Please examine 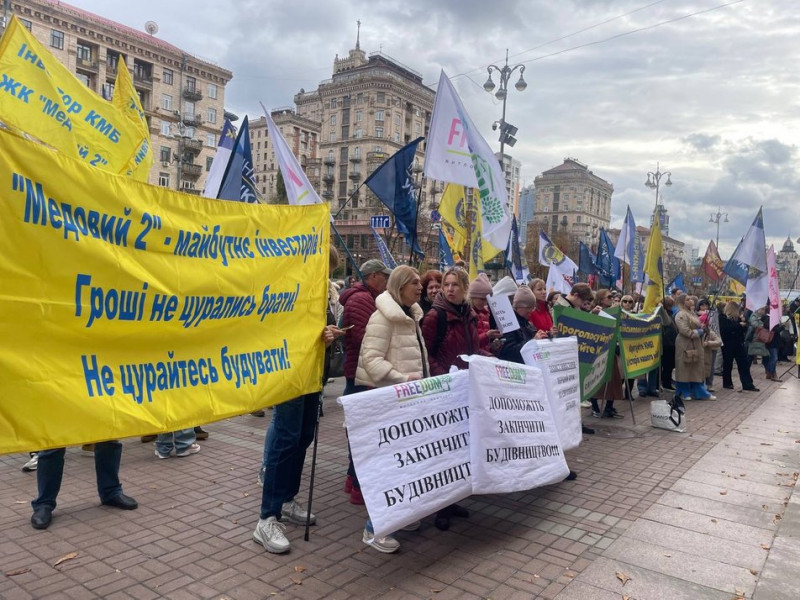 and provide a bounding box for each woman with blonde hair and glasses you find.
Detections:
[355,265,429,553]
